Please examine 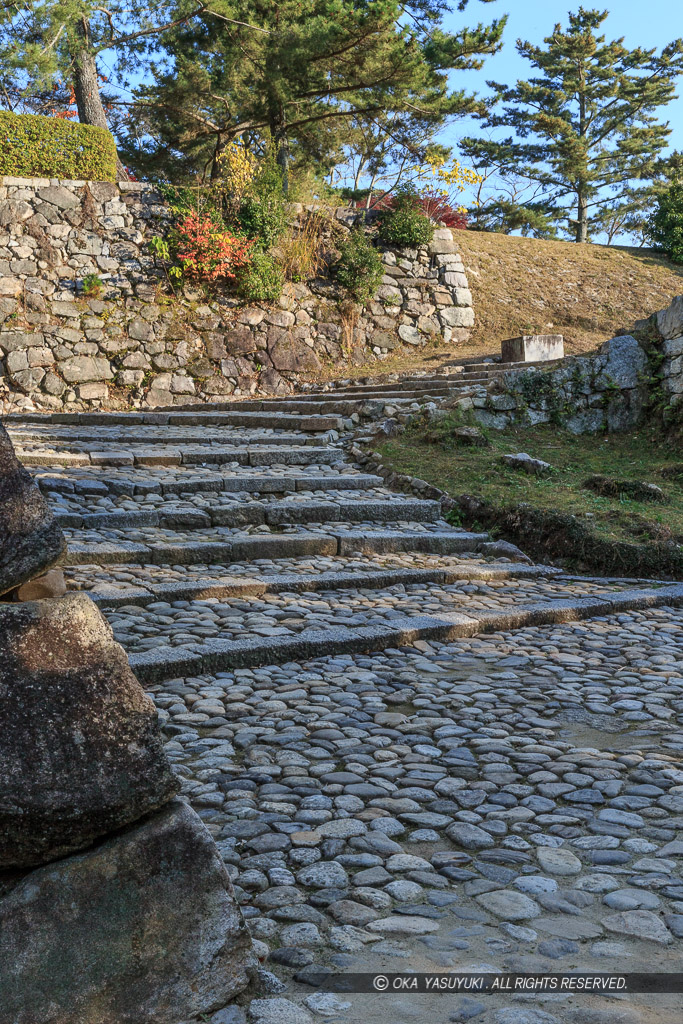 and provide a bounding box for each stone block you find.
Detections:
[12,367,45,390]
[6,349,28,372]
[268,335,321,372]
[428,239,460,255]
[117,369,145,386]
[663,335,683,358]
[501,334,564,363]
[225,326,259,356]
[0,277,23,296]
[76,381,109,400]
[501,452,553,476]
[0,591,178,868]
[42,371,66,396]
[598,334,647,389]
[121,350,150,369]
[237,307,265,326]
[37,185,81,210]
[398,324,422,346]
[657,294,683,340]
[27,346,54,367]
[441,271,469,288]
[0,421,65,596]
[128,318,155,342]
[0,800,255,1024]
[439,306,474,329]
[15,568,67,601]
[66,231,103,256]
[59,355,114,382]
[0,200,33,226]
[170,374,195,394]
